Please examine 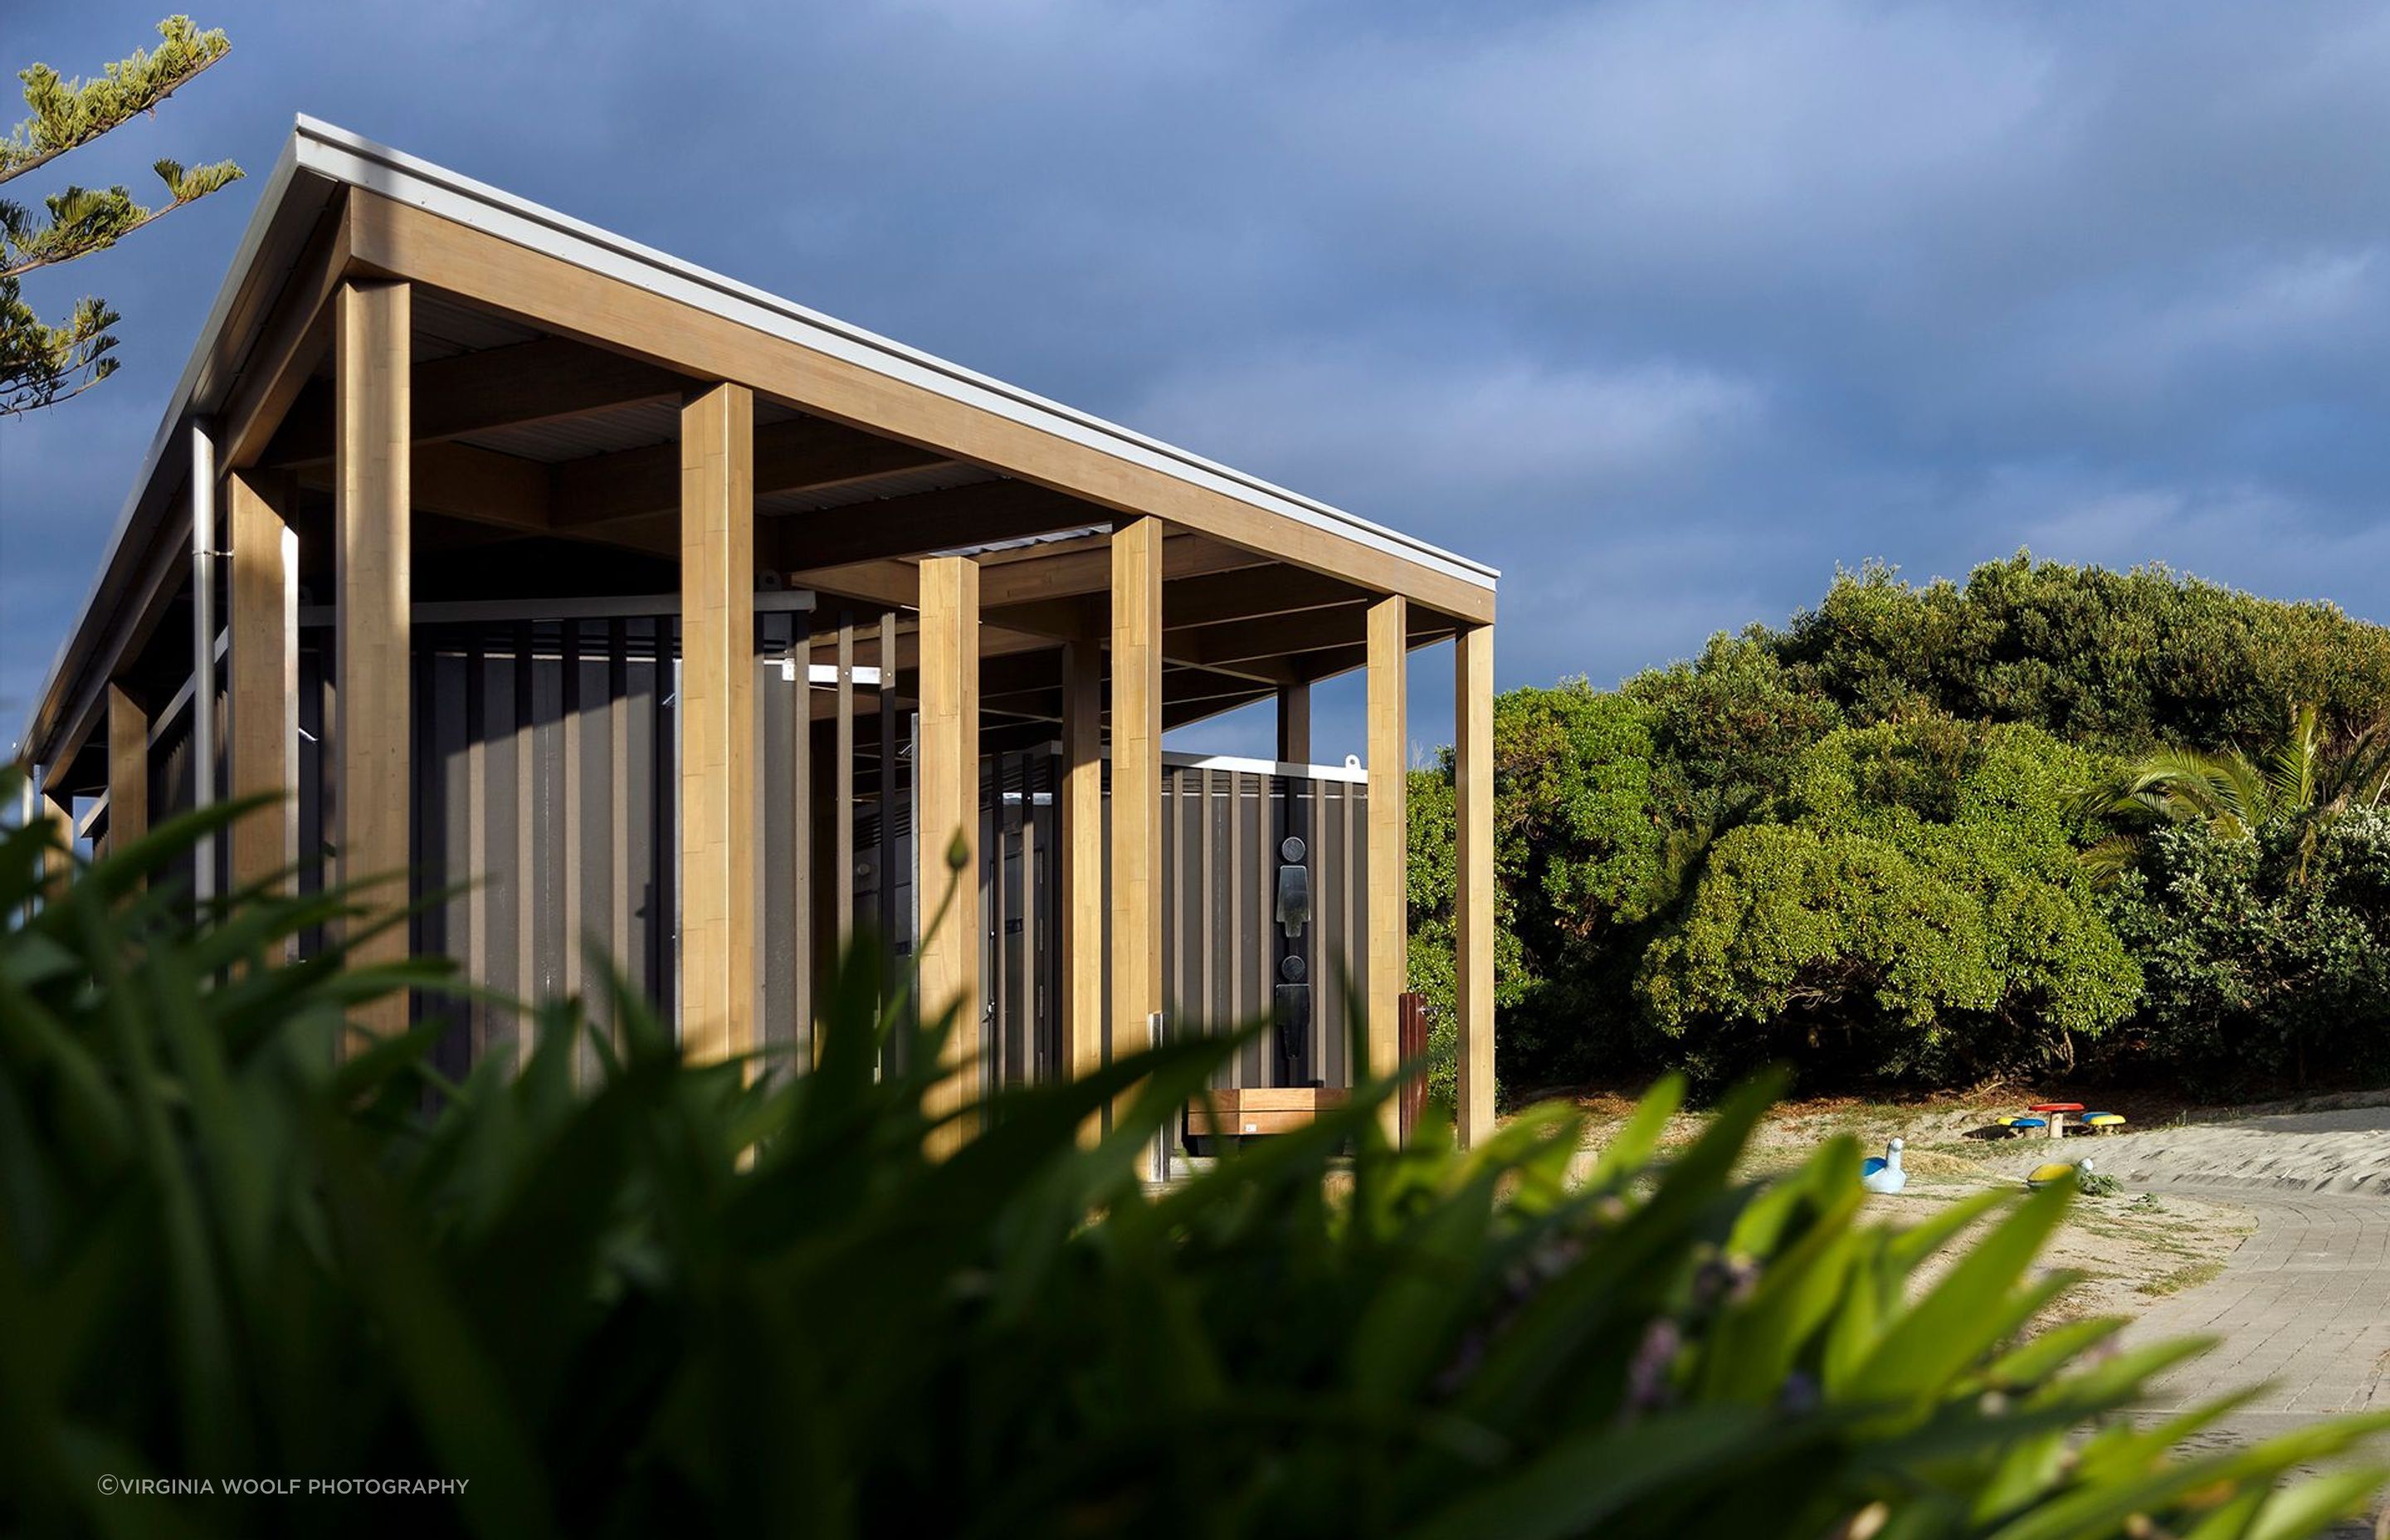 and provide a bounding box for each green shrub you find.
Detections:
[1637,720,2140,1089]
[3,793,2385,1538]
[2100,814,2390,1089]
